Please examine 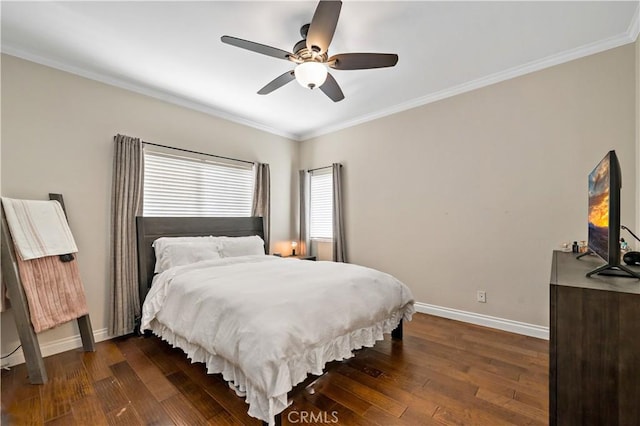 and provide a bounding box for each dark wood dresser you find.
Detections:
[550,250,640,426]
